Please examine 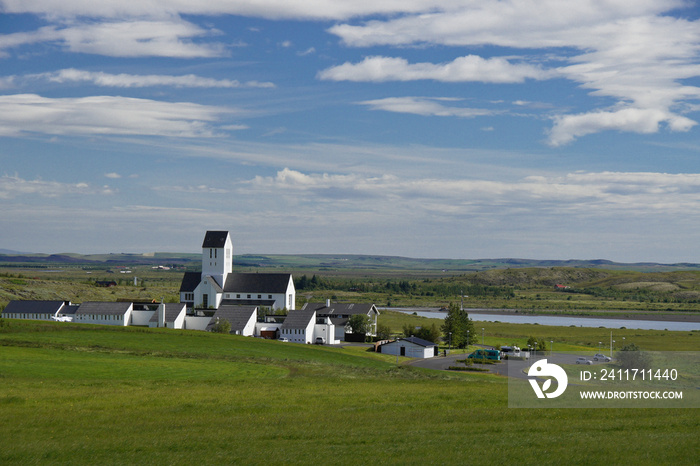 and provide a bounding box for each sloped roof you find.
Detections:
[280,308,316,330]
[76,302,132,315]
[302,302,378,317]
[223,272,292,294]
[148,303,187,323]
[202,231,229,248]
[3,300,66,315]
[381,336,437,348]
[179,272,201,293]
[206,305,257,332]
[203,275,223,292]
